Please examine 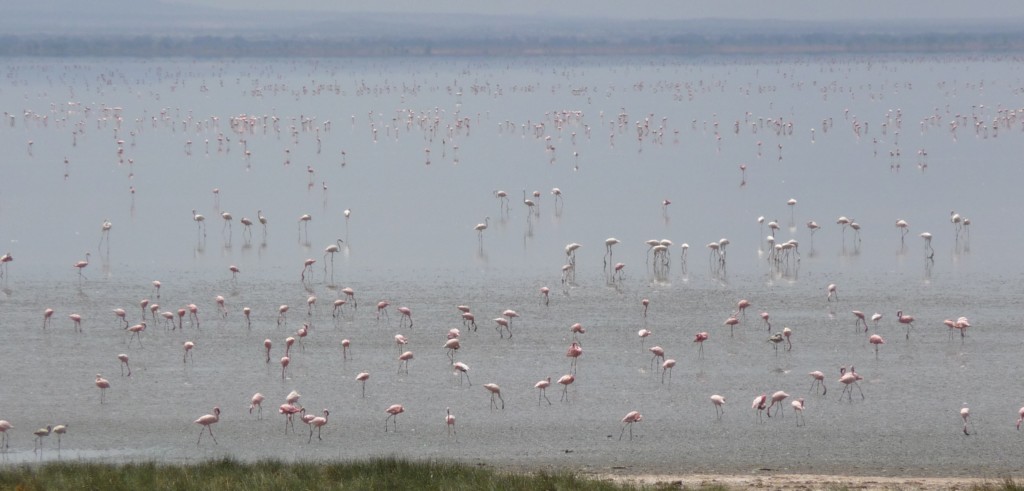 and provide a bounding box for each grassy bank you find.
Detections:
[0,458,1021,490]
[0,457,651,491]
